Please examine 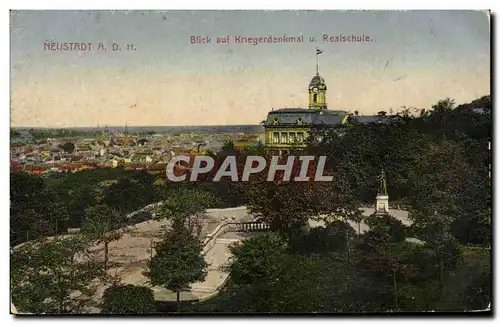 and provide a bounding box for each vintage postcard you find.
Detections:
[10,10,491,315]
